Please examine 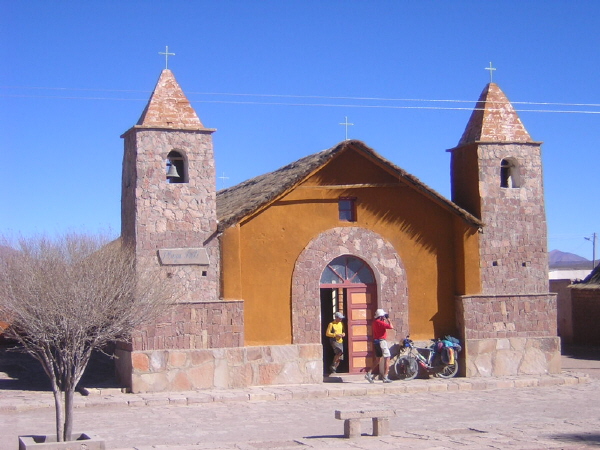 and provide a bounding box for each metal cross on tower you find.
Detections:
[485,62,496,83]
[339,116,354,141]
[159,46,176,69]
